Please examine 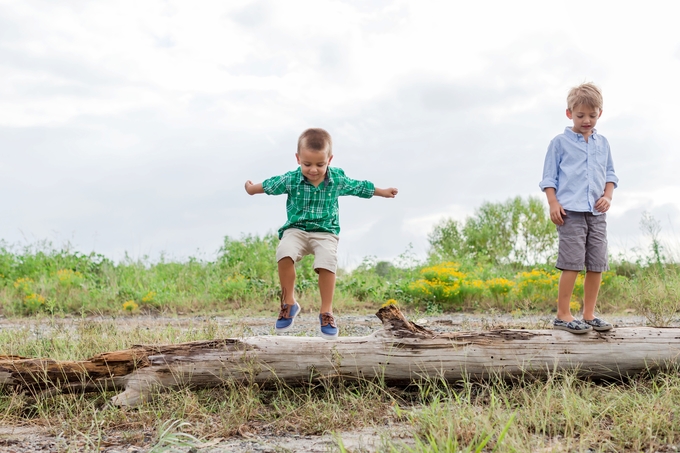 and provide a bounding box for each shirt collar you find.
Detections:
[564,126,599,142]
[295,167,333,186]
